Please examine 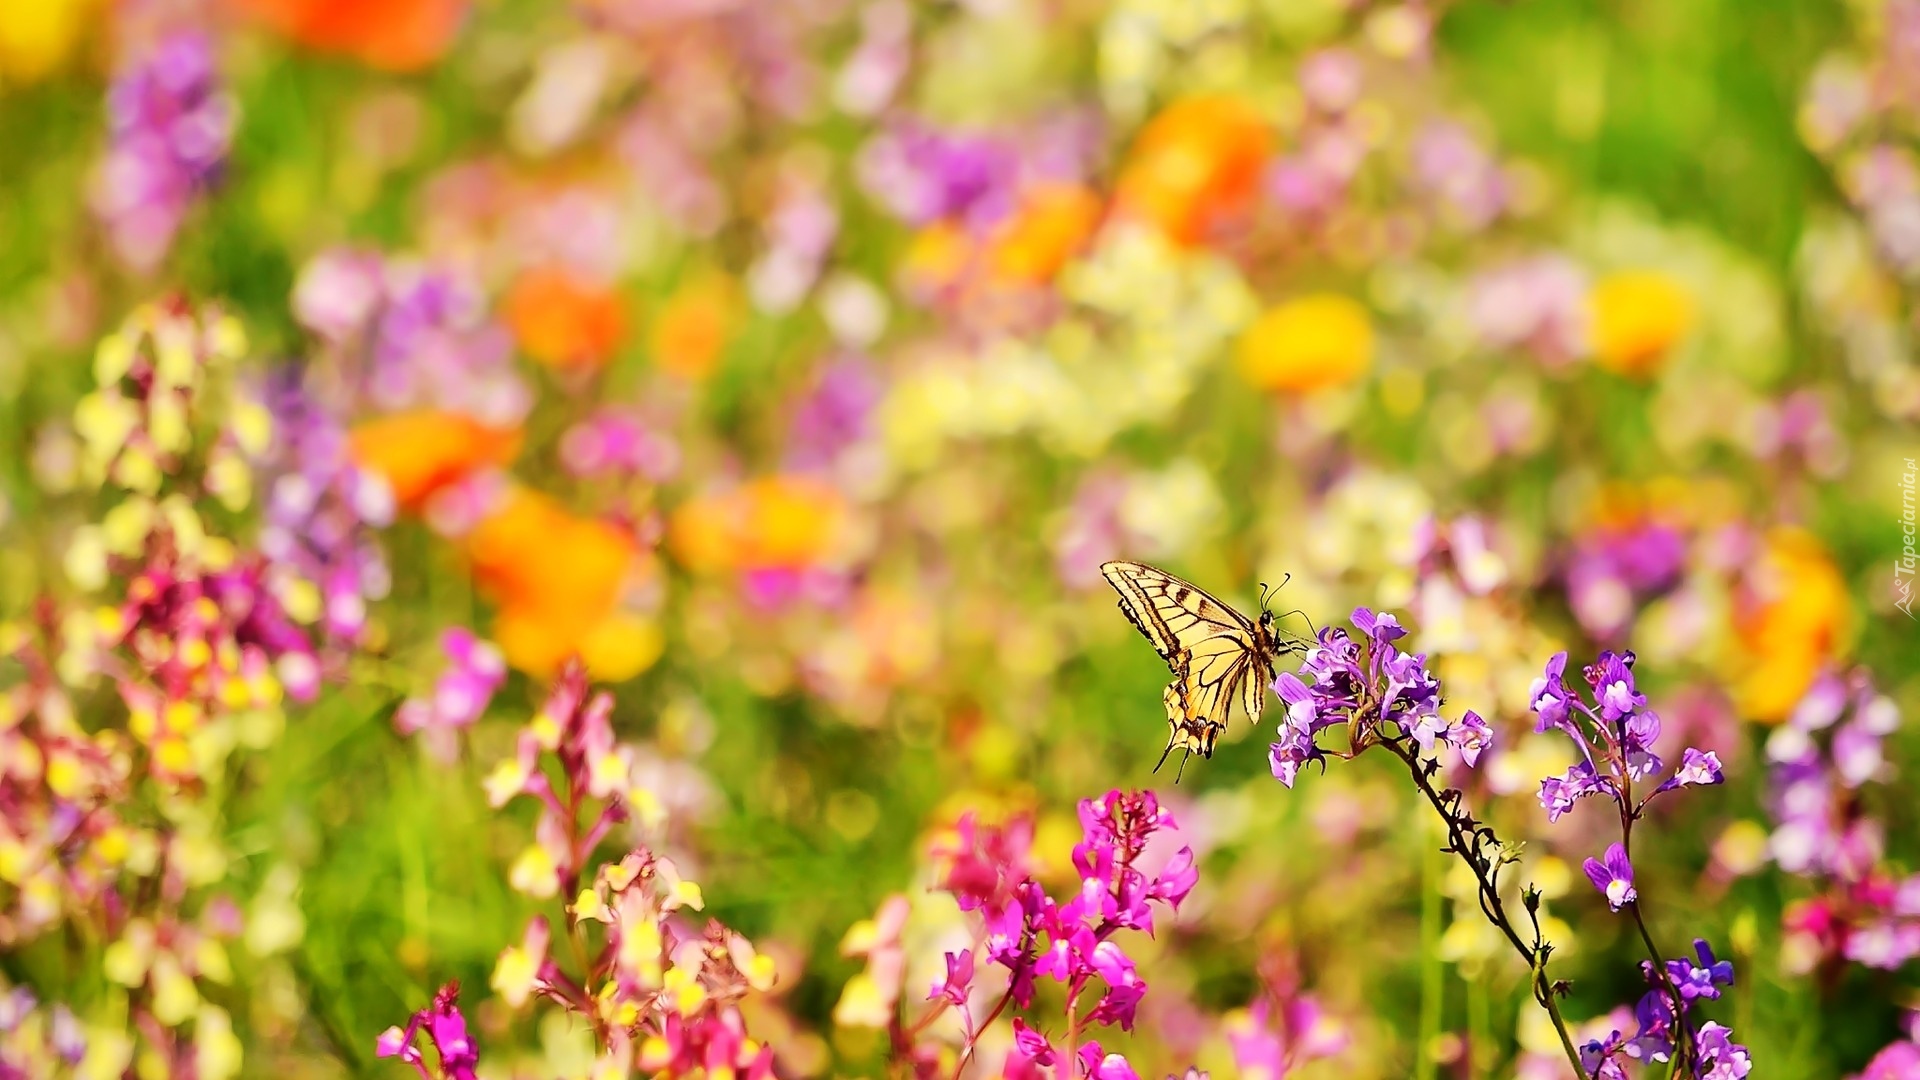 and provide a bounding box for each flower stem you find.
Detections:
[1417,816,1442,1080]
[1385,738,1589,1079]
